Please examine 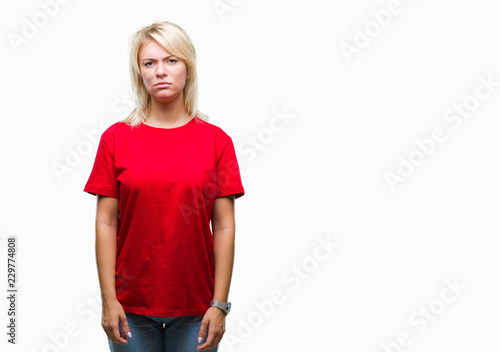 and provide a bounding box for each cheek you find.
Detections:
[175,65,188,79]
[176,70,188,85]
[141,74,152,88]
